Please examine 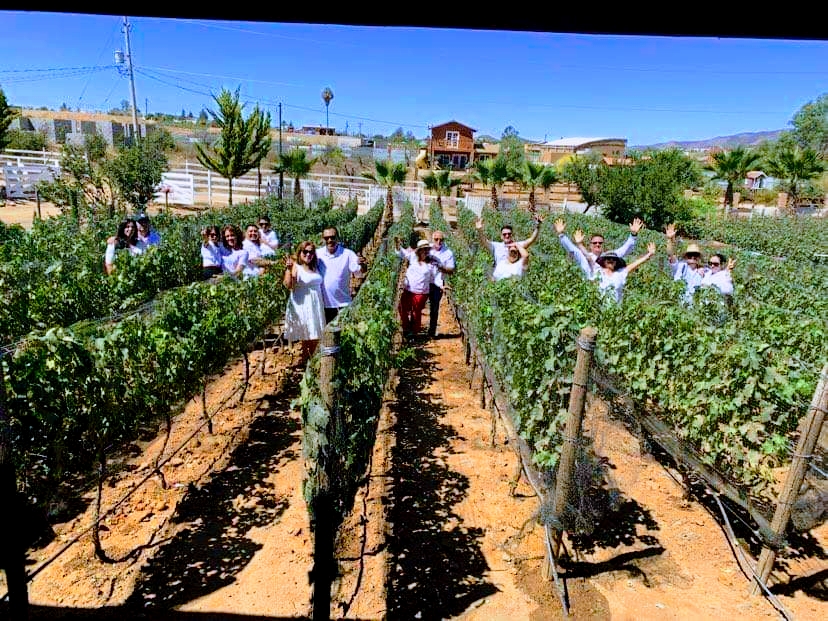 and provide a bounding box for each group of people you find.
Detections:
[103,213,162,275]
[469,213,736,308]
[555,217,735,305]
[395,230,456,340]
[200,215,281,280]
